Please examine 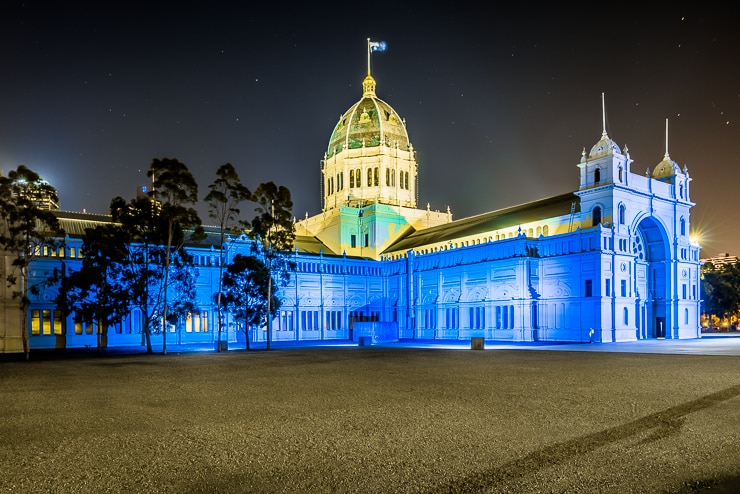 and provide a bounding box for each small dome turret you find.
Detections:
[589,132,622,158]
[652,119,681,180]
